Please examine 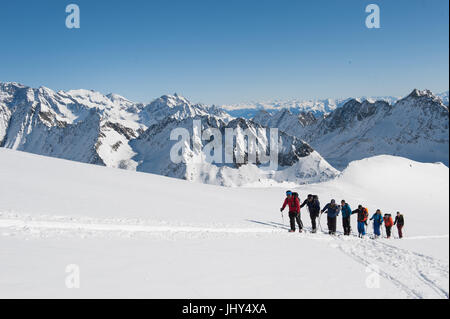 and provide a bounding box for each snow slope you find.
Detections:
[0,148,448,298]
